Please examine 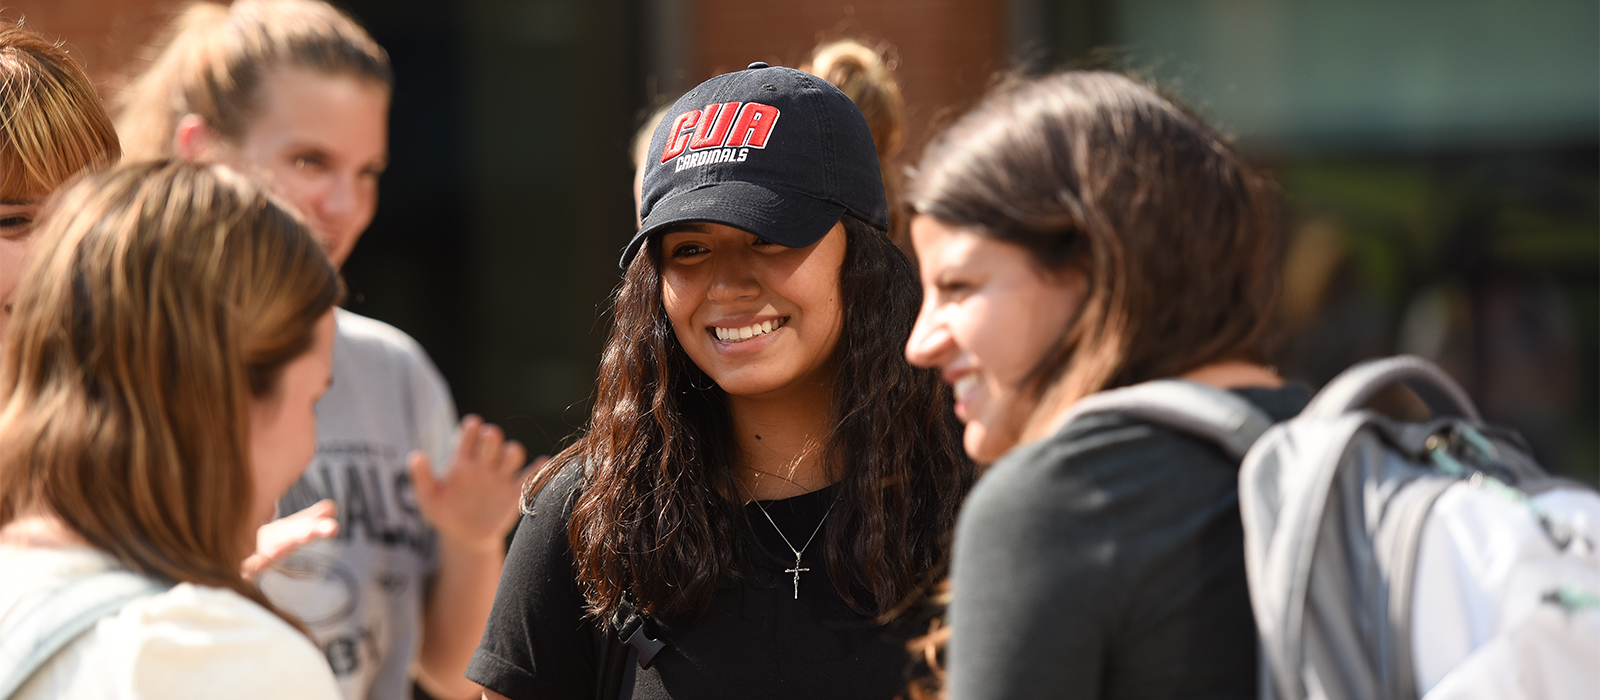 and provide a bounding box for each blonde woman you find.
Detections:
[0,160,342,699]
[116,3,527,698]
[0,20,120,332]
